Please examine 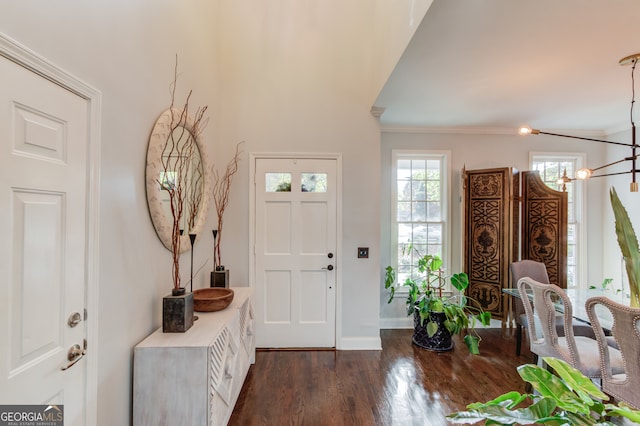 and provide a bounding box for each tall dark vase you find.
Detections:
[163,287,194,333]
[412,310,453,351]
[210,267,229,288]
